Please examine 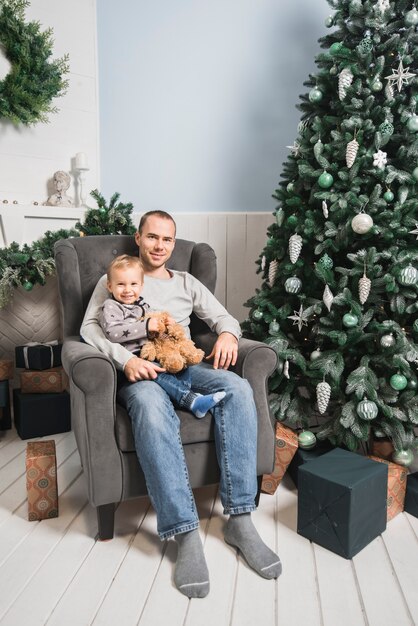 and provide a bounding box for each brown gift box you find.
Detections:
[369,455,407,521]
[369,438,394,461]
[0,359,13,381]
[26,440,58,521]
[262,423,298,495]
[20,367,68,394]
